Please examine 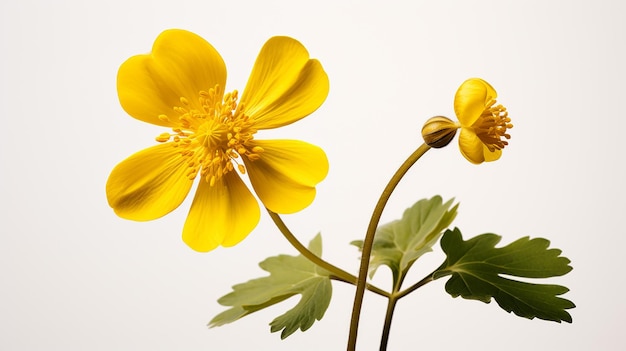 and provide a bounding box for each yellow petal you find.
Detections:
[458,128,485,164]
[239,37,329,129]
[454,78,497,127]
[182,172,260,252]
[106,143,194,221]
[117,29,227,127]
[483,147,502,162]
[244,139,328,213]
